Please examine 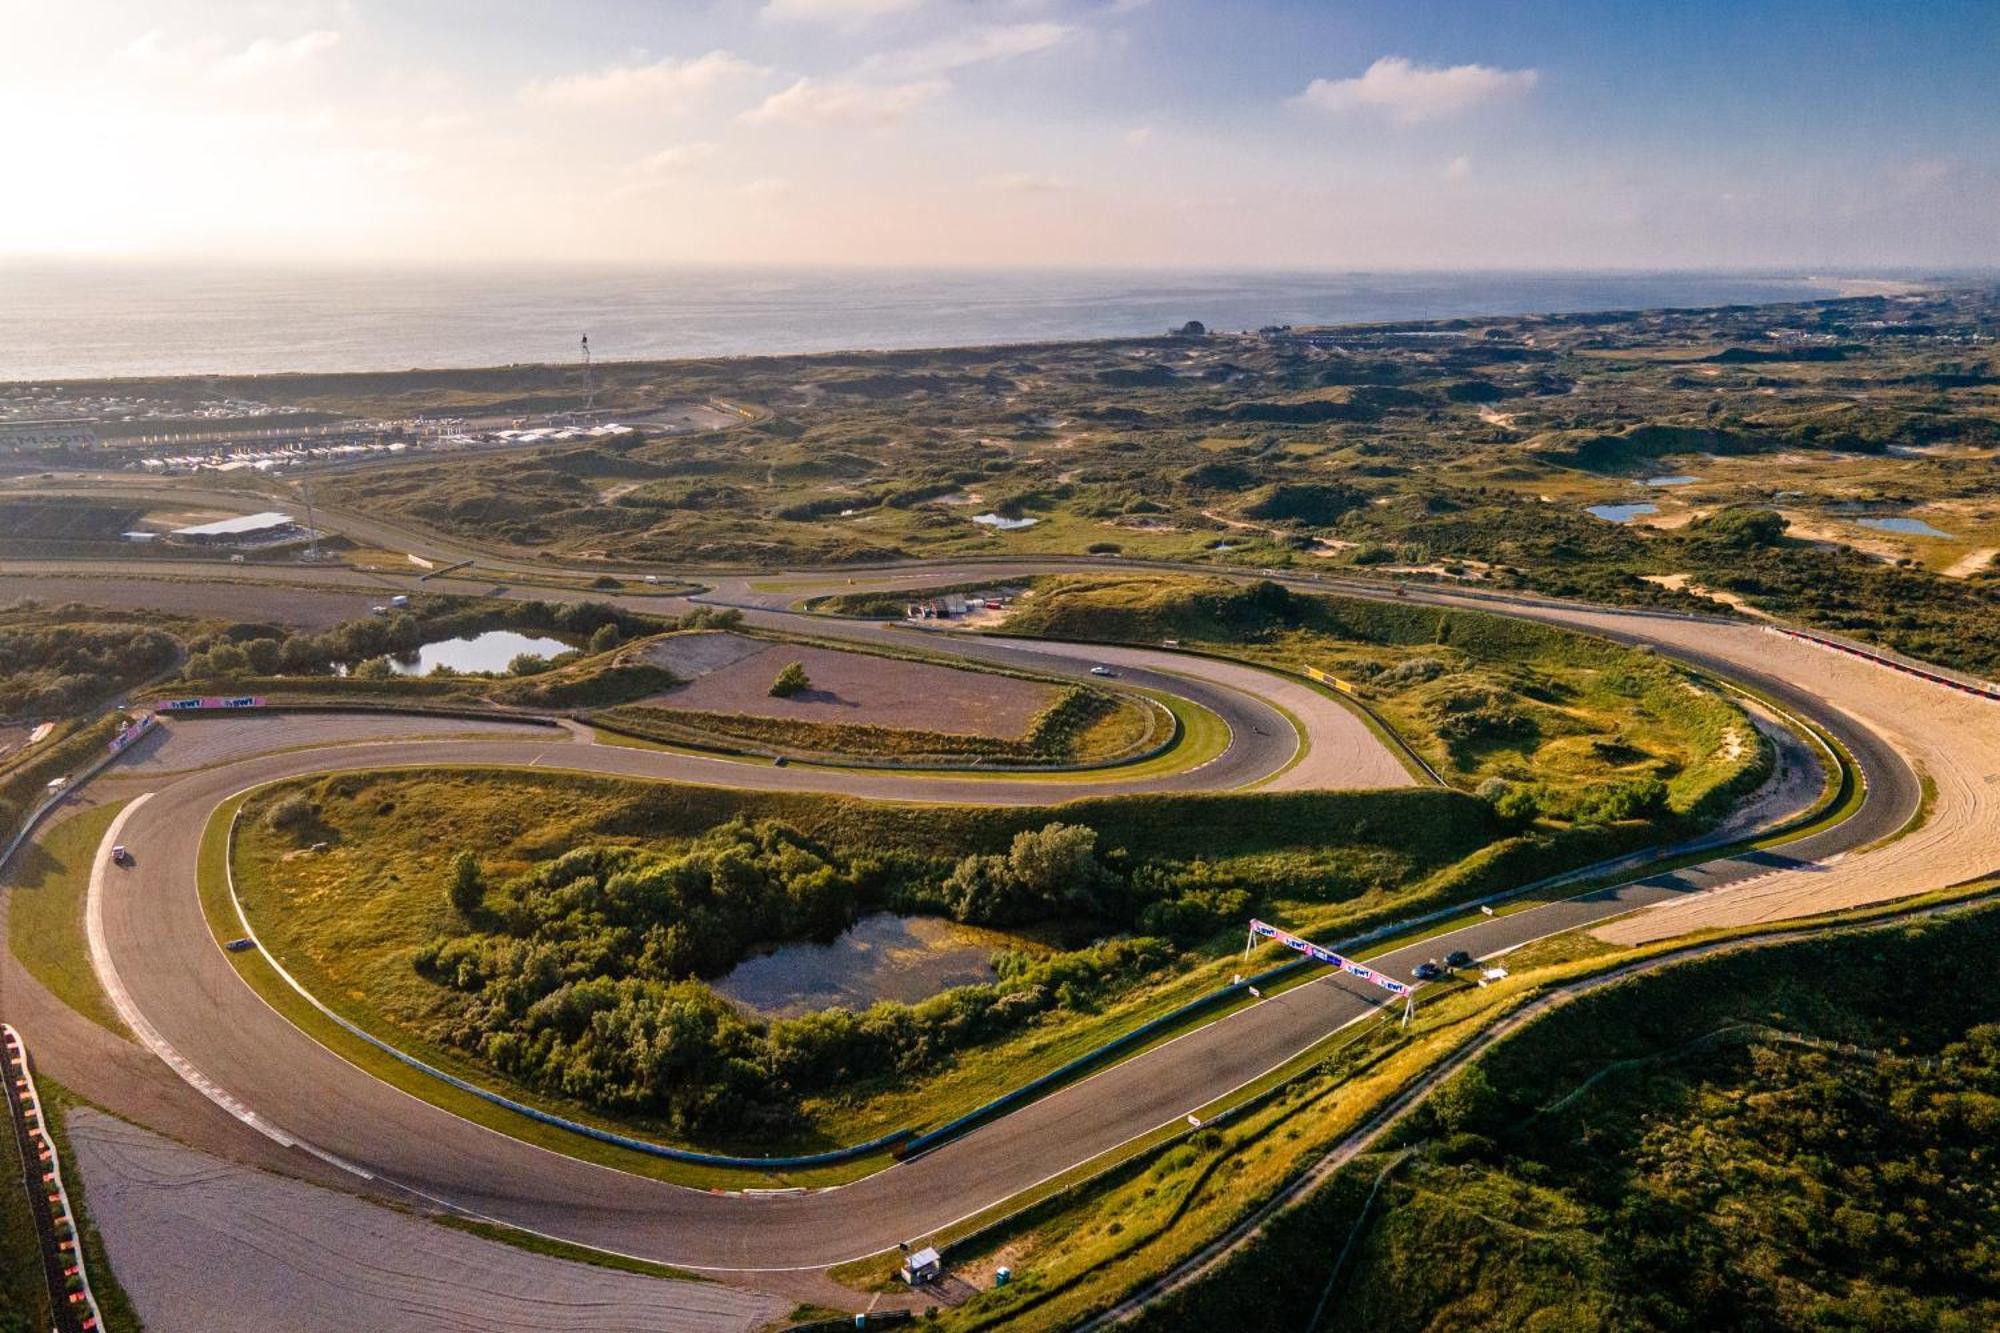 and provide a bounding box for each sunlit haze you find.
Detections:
[7,0,1996,269]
